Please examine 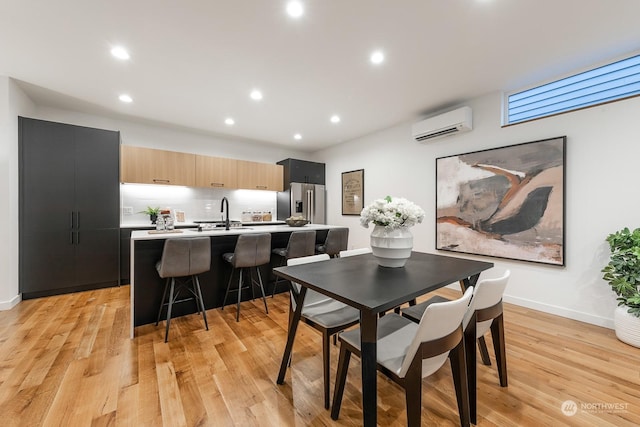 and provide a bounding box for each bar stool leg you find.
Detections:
[156,278,170,326]
[256,267,269,314]
[164,278,176,343]
[194,275,208,331]
[236,269,243,322]
[222,269,235,309]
